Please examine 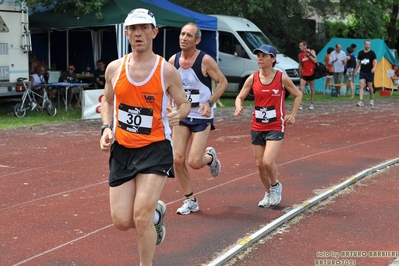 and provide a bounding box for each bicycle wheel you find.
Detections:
[13,102,27,118]
[46,101,57,116]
